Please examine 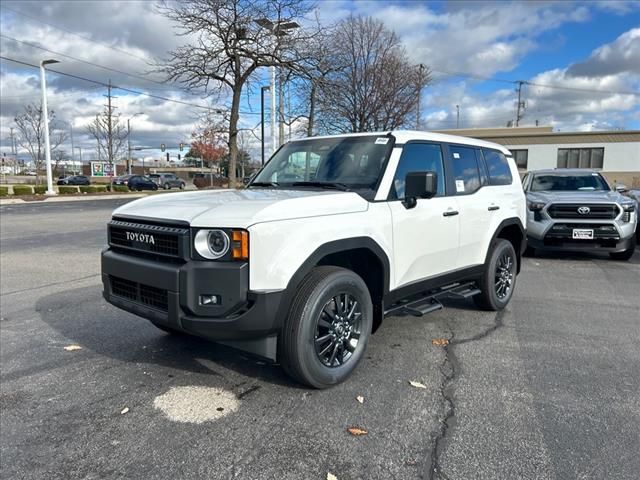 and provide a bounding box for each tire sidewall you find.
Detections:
[486,240,517,310]
[293,271,372,388]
